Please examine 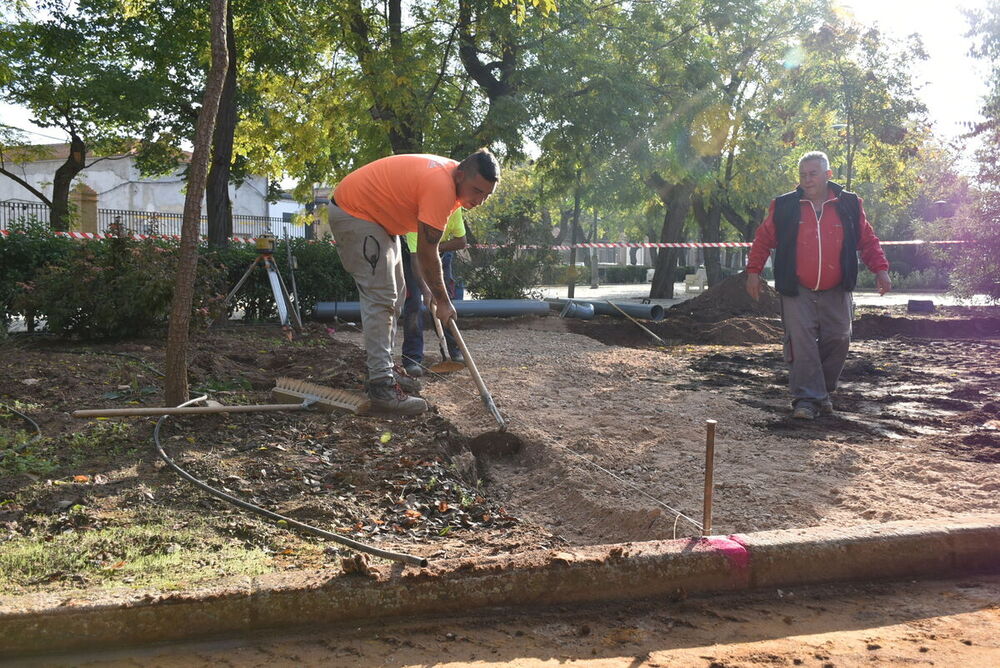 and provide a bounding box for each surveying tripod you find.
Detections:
[224,234,303,331]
